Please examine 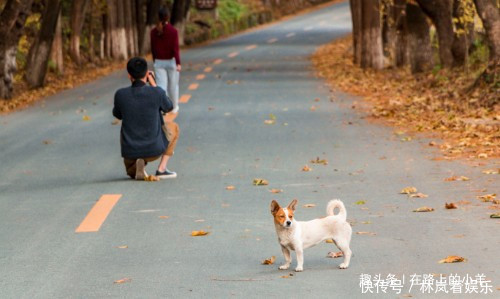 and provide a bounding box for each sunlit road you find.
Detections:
[1,1,498,298]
